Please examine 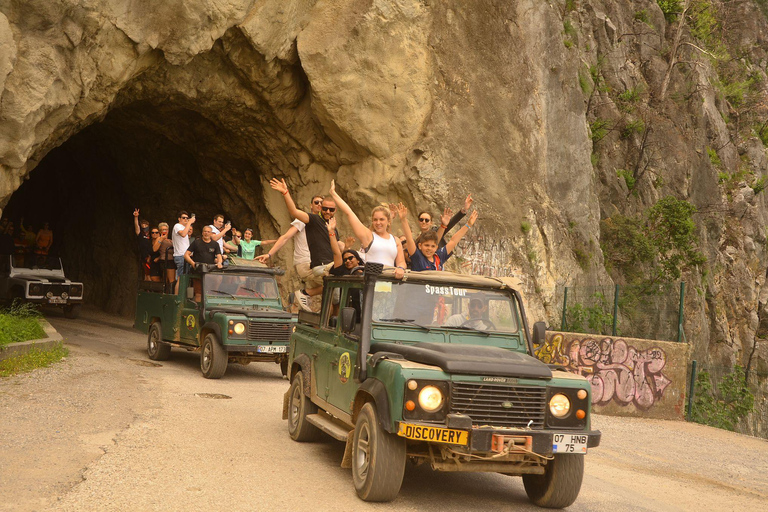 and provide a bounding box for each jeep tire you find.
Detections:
[147,322,171,361]
[352,402,406,502]
[200,333,227,379]
[522,454,584,509]
[63,304,81,319]
[287,371,320,442]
